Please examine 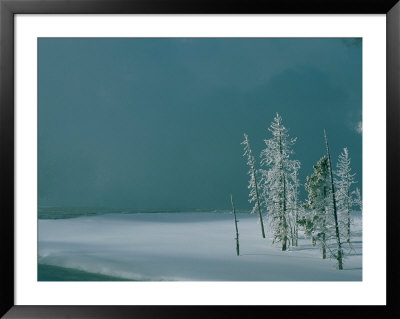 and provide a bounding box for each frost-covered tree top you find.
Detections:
[242,133,255,169]
[335,148,356,187]
[260,113,297,169]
